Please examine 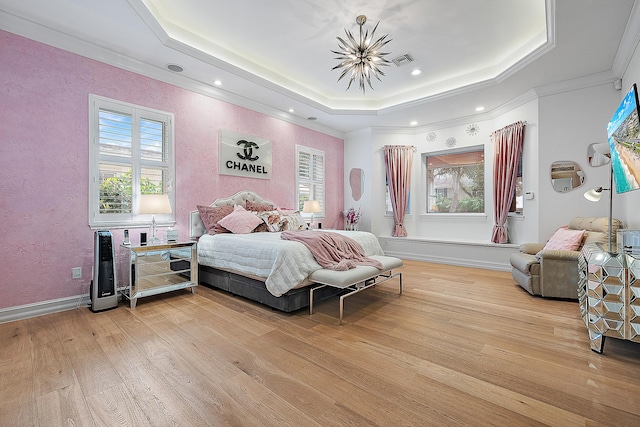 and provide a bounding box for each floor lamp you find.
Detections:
[583,163,614,252]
